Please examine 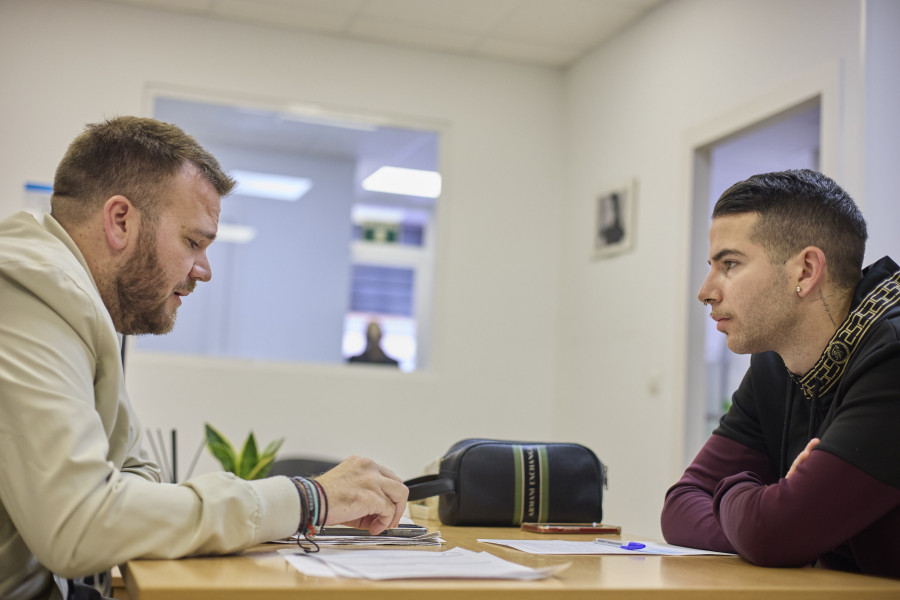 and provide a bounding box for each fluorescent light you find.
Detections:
[231,170,312,201]
[362,167,441,198]
[216,223,257,244]
[282,103,382,131]
[281,112,379,132]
